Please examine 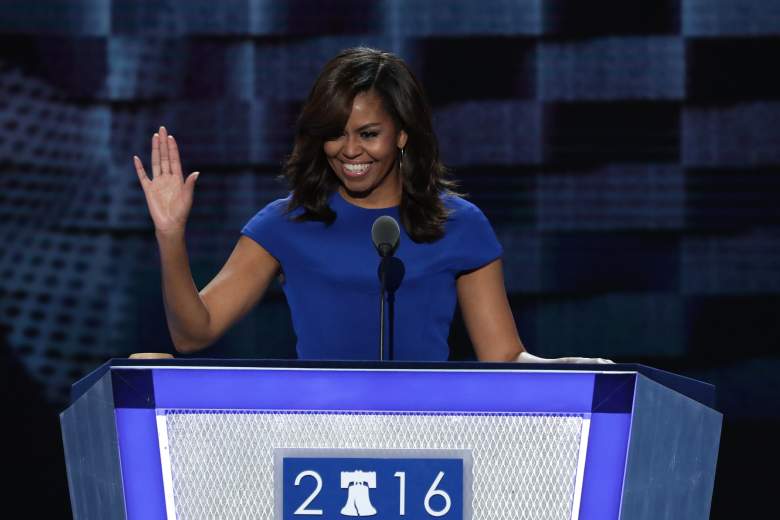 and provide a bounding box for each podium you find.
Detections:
[60,360,721,519]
